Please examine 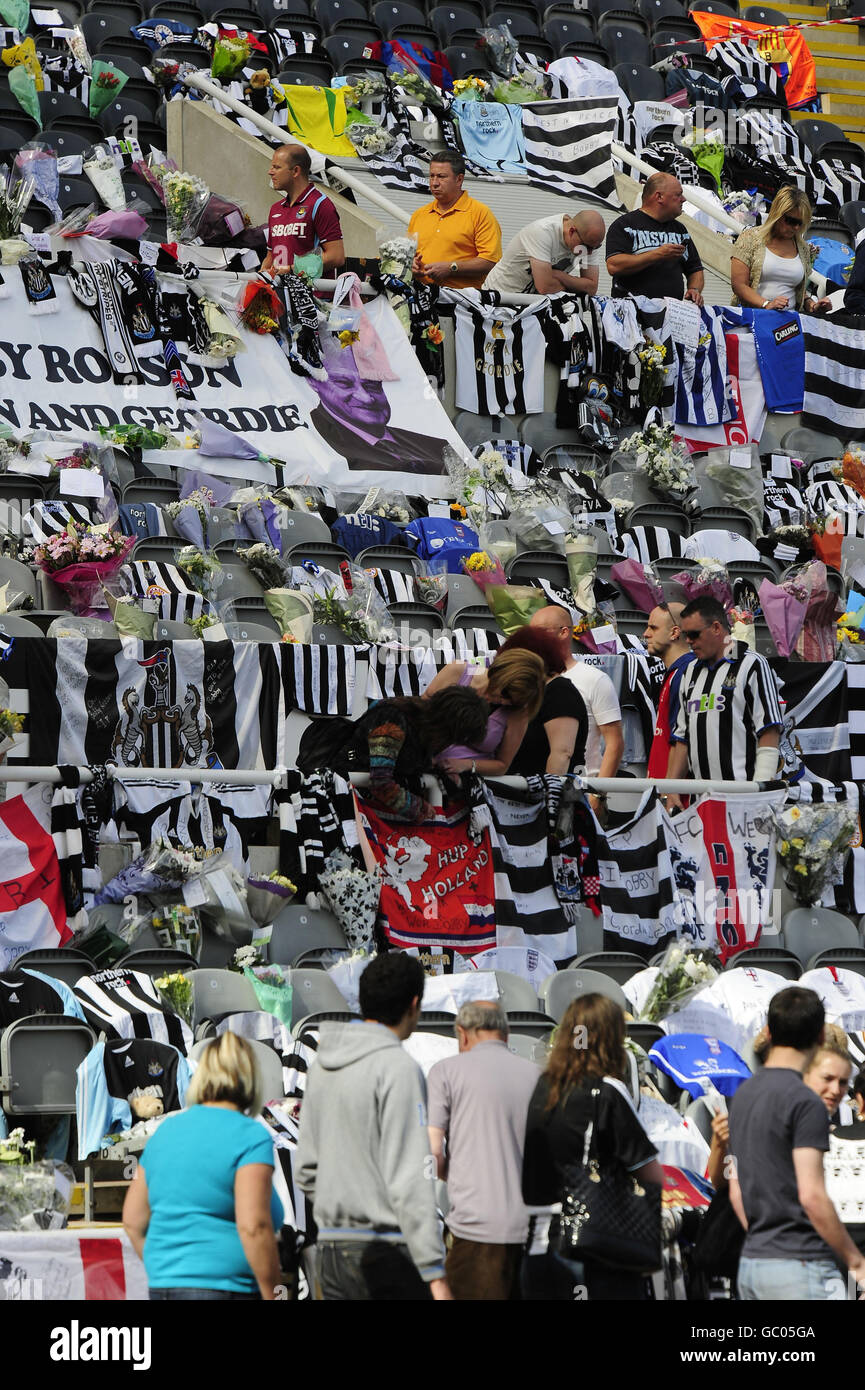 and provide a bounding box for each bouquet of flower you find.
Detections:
[609,557,664,614]
[245,871,297,927]
[373,495,413,525]
[30,524,134,615]
[242,962,293,1028]
[66,25,92,74]
[230,943,262,974]
[452,75,491,100]
[88,61,128,119]
[151,903,201,959]
[722,188,766,228]
[262,589,314,643]
[154,971,194,1025]
[638,940,719,1024]
[177,544,222,603]
[0,164,34,239]
[620,422,696,503]
[97,422,178,453]
[239,279,283,334]
[391,64,440,106]
[0,1156,76,1232]
[94,837,203,905]
[346,123,396,157]
[14,144,58,222]
[572,608,618,654]
[238,542,289,589]
[165,486,216,550]
[636,341,670,409]
[313,583,394,645]
[343,72,388,102]
[0,707,24,756]
[772,801,858,906]
[378,235,416,282]
[211,33,251,81]
[671,557,734,611]
[318,847,380,953]
[163,170,209,243]
[192,296,243,362]
[790,560,842,663]
[0,1127,36,1167]
[460,550,506,592]
[151,57,183,93]
[81,146,126,211]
